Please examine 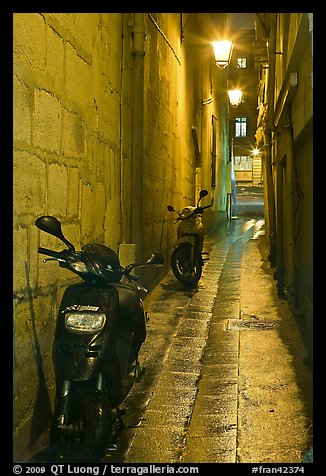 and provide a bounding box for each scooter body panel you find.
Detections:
[35,215,163,460]
[177,216,203,239]
[54,282,120,381]
[177,223,204,254]
[54,282,145,385]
